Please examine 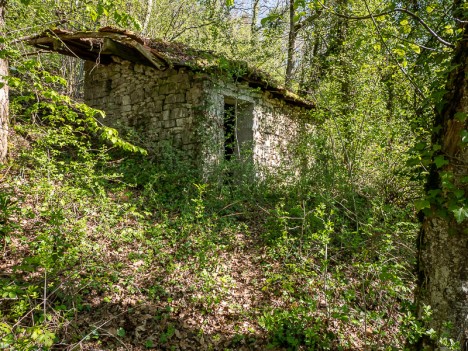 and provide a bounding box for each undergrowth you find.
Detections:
[1,63,421,350]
